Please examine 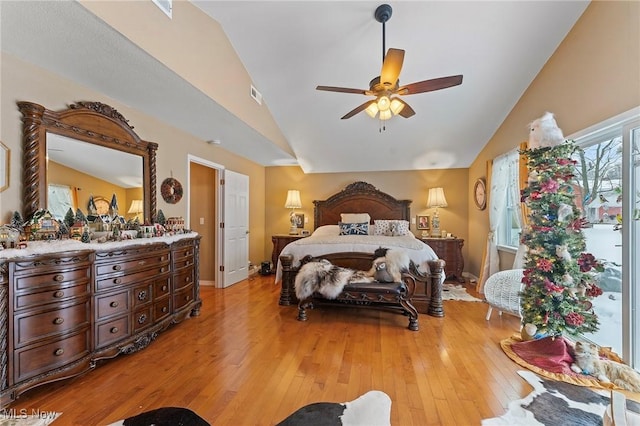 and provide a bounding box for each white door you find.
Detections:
[221,169,249,287]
